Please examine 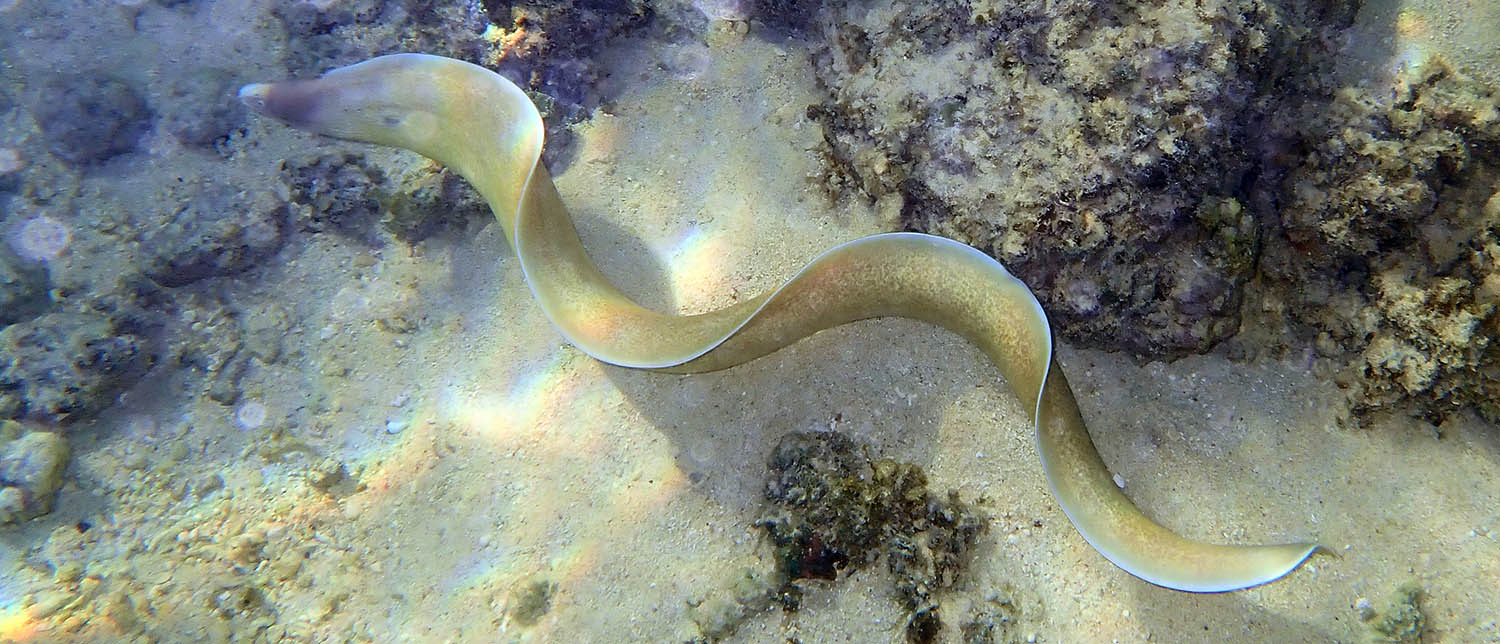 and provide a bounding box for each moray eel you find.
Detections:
[239,53,1317,592]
